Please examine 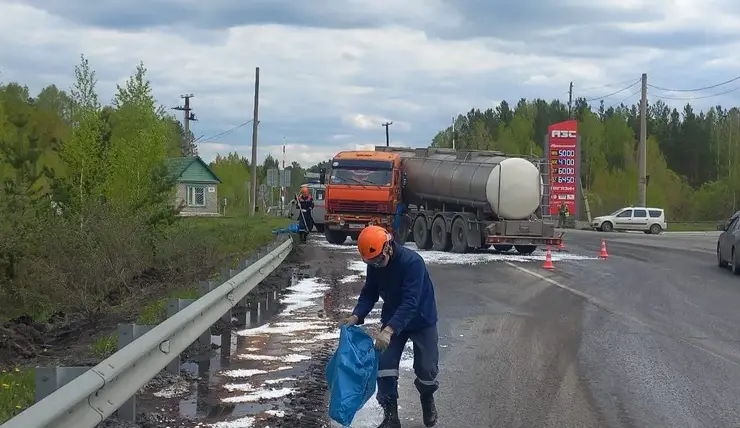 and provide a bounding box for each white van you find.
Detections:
[591,207,667,234]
